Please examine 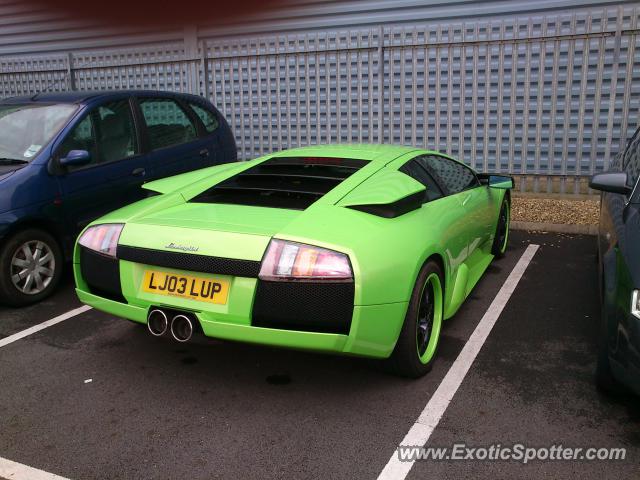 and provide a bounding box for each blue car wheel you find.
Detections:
[0,228,63,307]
